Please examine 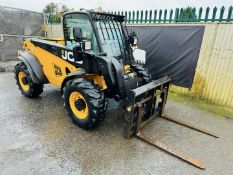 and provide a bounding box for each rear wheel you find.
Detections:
[63,78,107,130]
[14,62,43,98]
